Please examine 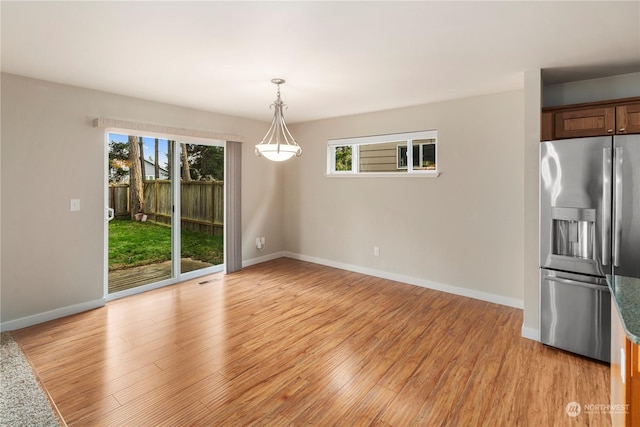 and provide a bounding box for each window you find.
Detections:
[334,146,353,172]
[327,130,438,177]
[397,139,436,170]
